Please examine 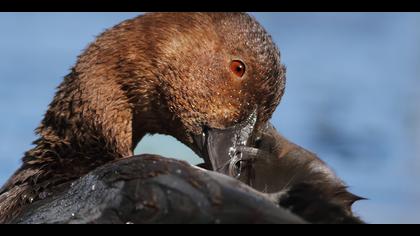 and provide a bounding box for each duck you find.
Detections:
[0,12,286,223]
[0,12,363,224]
